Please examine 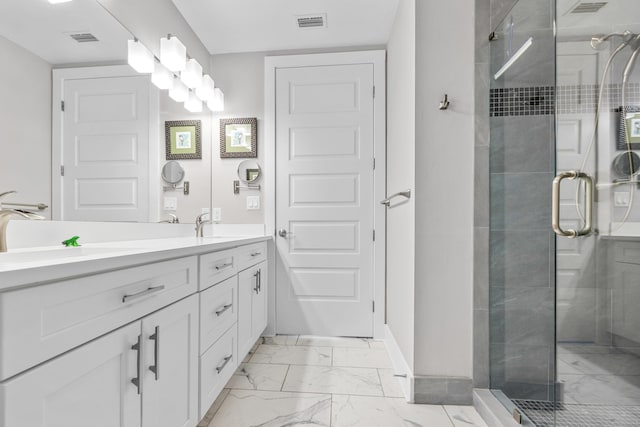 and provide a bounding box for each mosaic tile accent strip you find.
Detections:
[512,399,640,427]
[490,83,640,117]
[490,86,555,117]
